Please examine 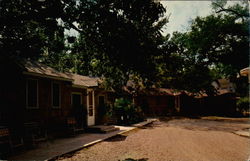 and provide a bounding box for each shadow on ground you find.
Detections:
[105,134,127,142]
